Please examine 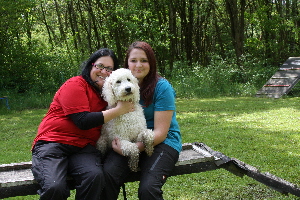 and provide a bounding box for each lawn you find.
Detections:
[1,97,299,199]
